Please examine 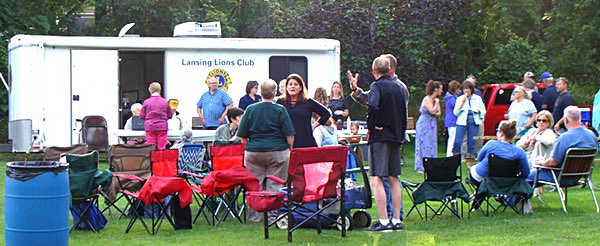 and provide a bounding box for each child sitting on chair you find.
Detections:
[140,82,173,150]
